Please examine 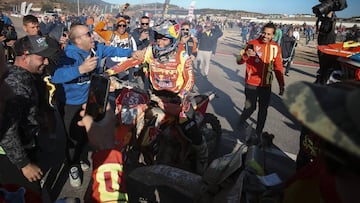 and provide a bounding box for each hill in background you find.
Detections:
[1,0,258,18]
